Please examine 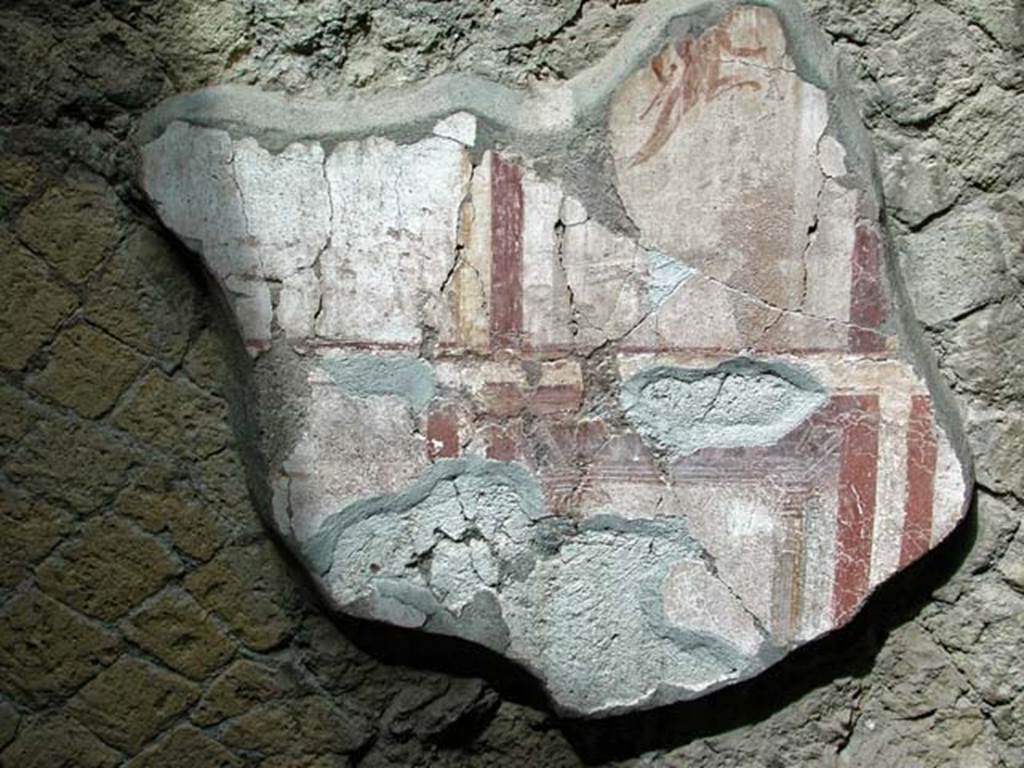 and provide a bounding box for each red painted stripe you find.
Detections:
[832,394,880,626]
[899,395,938,567]
[490,154,524,350]
[426,406,459,460]
[848,223,887,354]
